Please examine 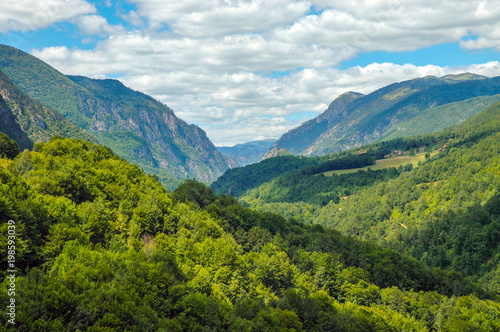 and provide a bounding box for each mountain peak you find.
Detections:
[441,73,487,81]
[327,91,365,109]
